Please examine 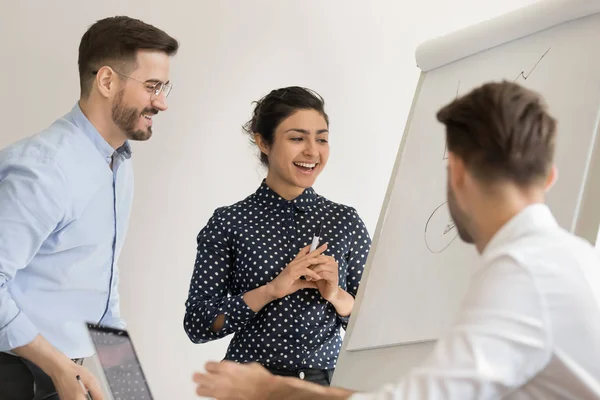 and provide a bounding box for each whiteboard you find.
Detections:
[344,0,600,352]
